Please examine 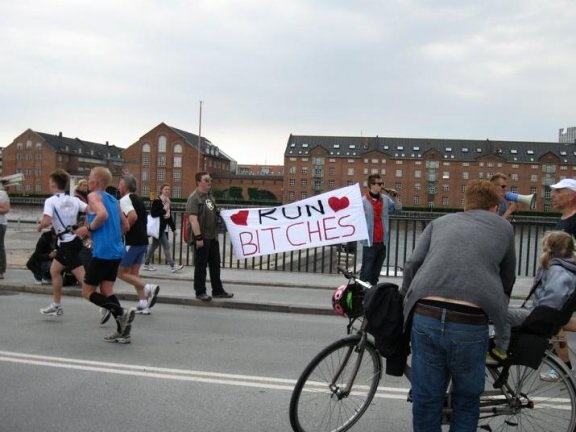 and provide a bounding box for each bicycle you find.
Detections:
[289,268,576,432]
